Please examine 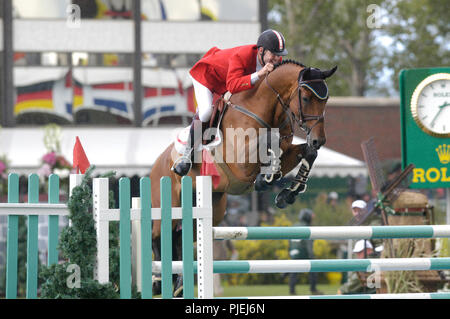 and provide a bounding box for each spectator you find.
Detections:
[327,191,339,211]
[337,240,378,295]
[351,200,367,219]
